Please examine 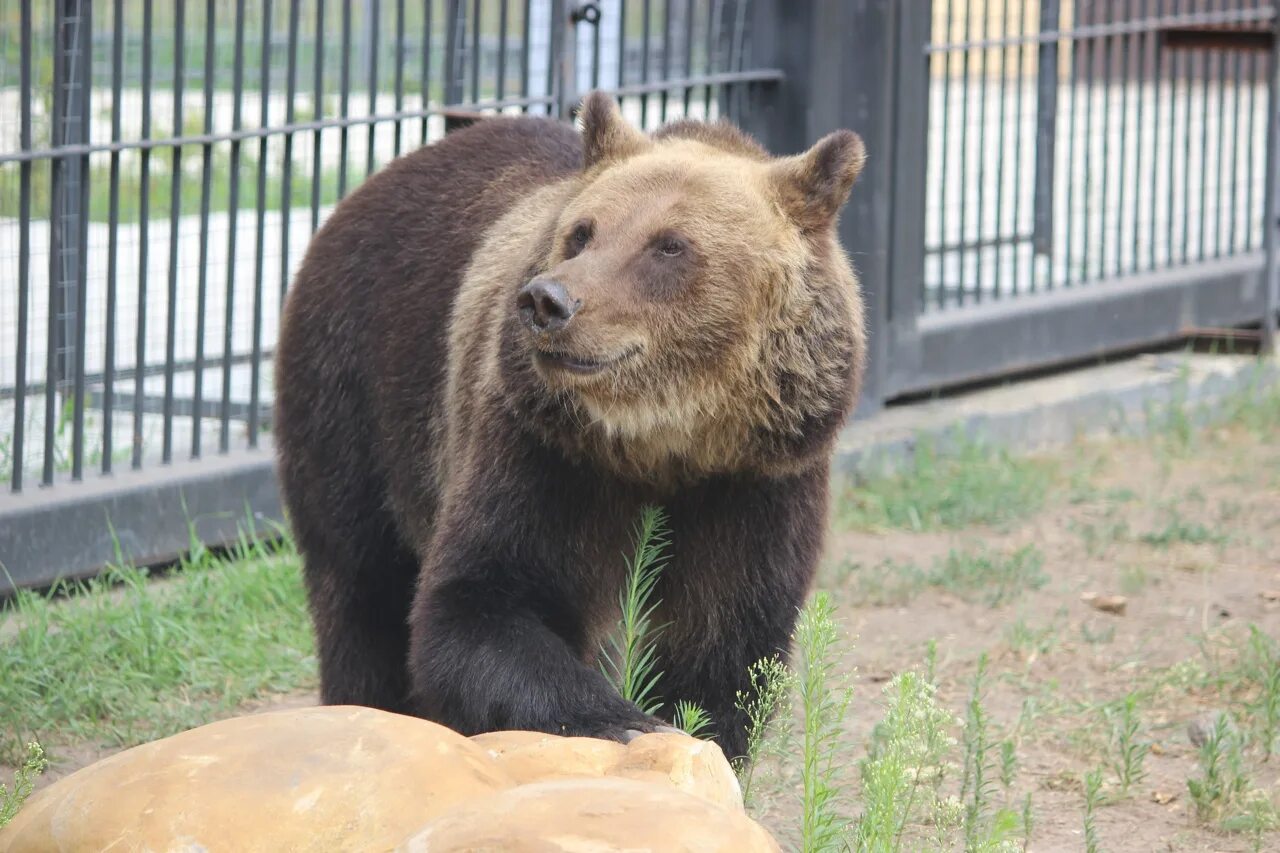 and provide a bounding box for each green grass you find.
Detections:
[0,530,315,766]
[838,434,1056,532]
[794,592,855,852]
[0,742,47,830]
[600,506,671,718]
[1139,507,1229,548]
[839,545,1047,608]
